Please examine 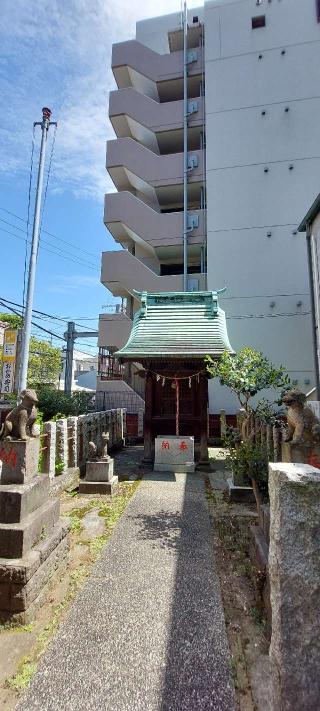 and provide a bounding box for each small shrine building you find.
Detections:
[115,290,234,467]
